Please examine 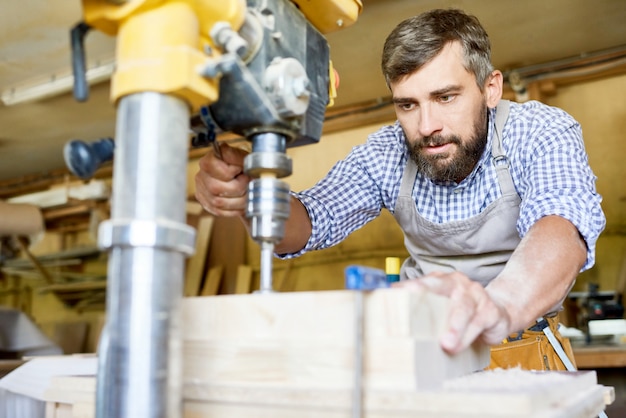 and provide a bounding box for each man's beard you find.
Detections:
[407,105,489,183]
